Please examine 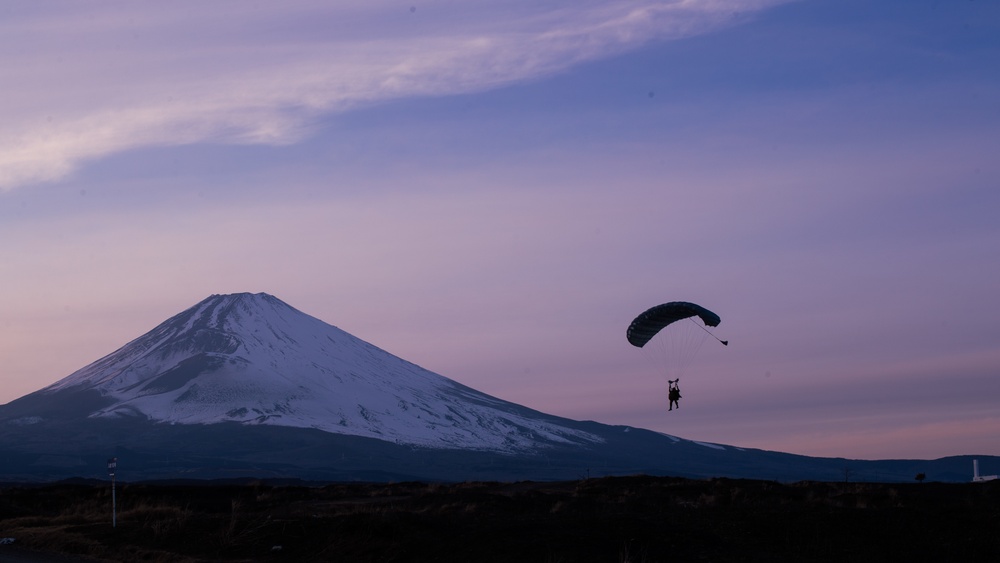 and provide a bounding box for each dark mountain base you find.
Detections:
[1,418,991,483]
[1,476,998,562]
